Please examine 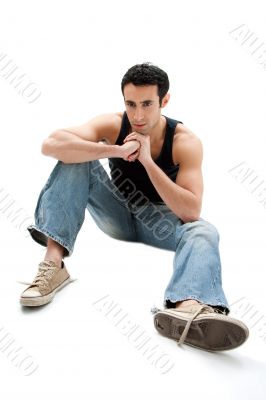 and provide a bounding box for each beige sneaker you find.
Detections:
[20,260,71,307]
[153,303,249,351]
